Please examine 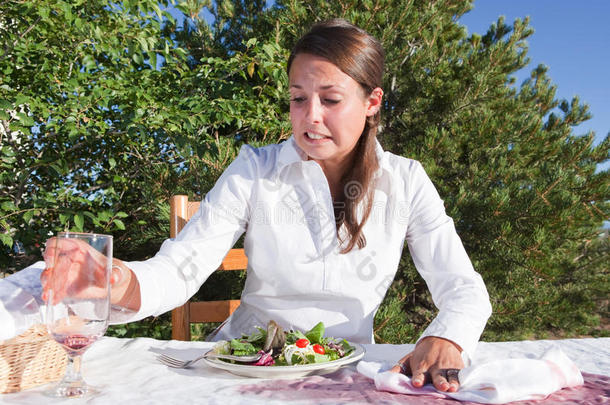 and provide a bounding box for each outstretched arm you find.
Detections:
[391,161,492,391]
